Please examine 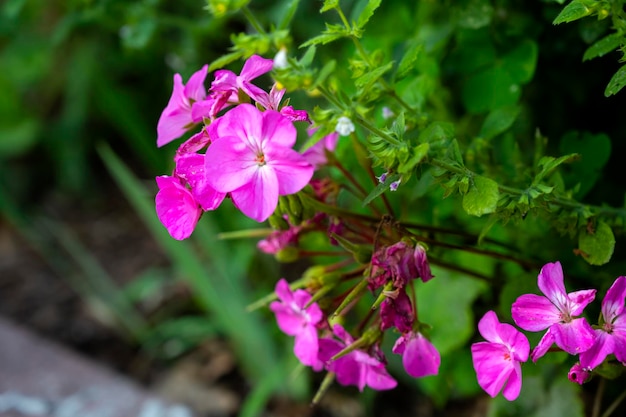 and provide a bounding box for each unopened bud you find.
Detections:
[275,246,300,263]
